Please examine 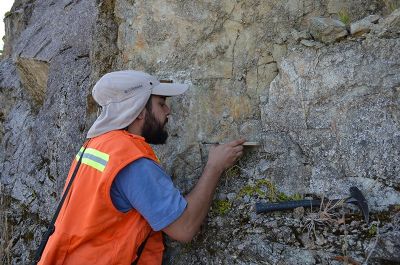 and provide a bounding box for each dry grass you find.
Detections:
[302,195,381,265]
[303,196,346,241]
